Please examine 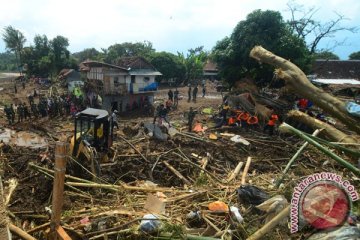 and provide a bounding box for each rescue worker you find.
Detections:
[4,105,12,125]
[239,111,250,128]
[202,86,206,97]
[188,107,197,132]
[247,115,259,130]
[192,85,198,103]
[17,103,24,122]
[187,86,192,102]
[111,110,119,131]
[10,104,15,123]
[264,112,279,136]
[23,103,31,120]
[217,102,230,127]
[228,114,237,126]
[174,88,179,108]
[165,99,173,112]
[153,104,171,126]
[168,89,174,101]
